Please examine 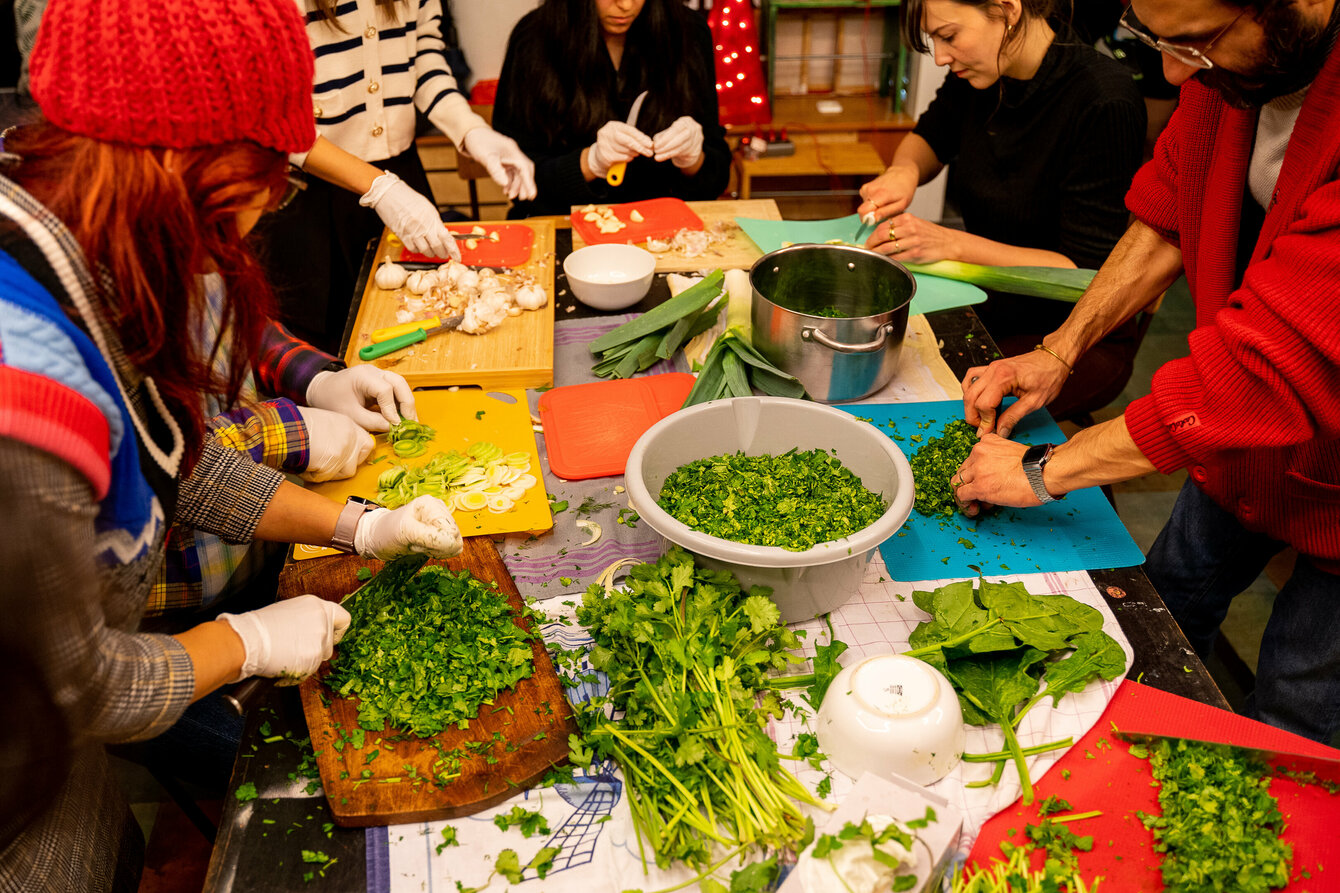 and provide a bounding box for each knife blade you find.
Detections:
[359,315,464,361]
[605,90,650,187]
[224,554,431,715]
[1114,730,1340,787]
